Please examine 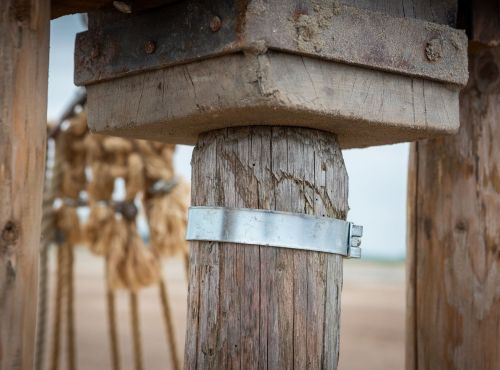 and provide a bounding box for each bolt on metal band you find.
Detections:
[186,207,363,258]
